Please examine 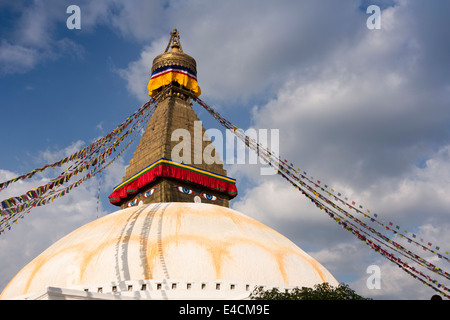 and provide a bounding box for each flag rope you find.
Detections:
[1,83,448,297]
[0,87,171,235]
[191,91,450,298]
